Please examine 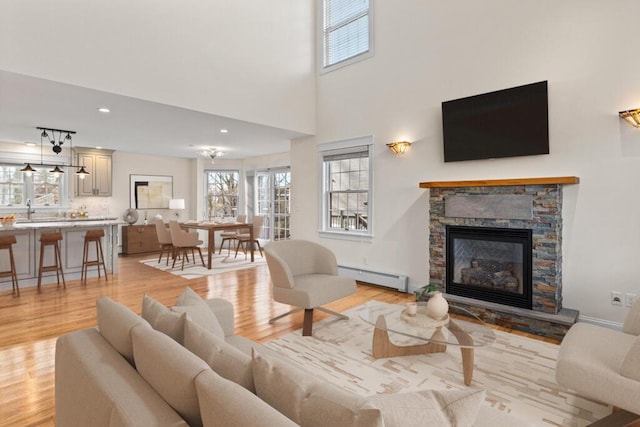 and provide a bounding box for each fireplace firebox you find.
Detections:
[446,225,532,309]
